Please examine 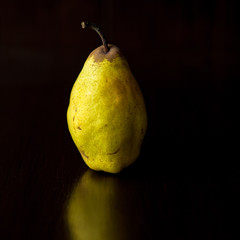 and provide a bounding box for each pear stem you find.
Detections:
[81,21,109,53]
